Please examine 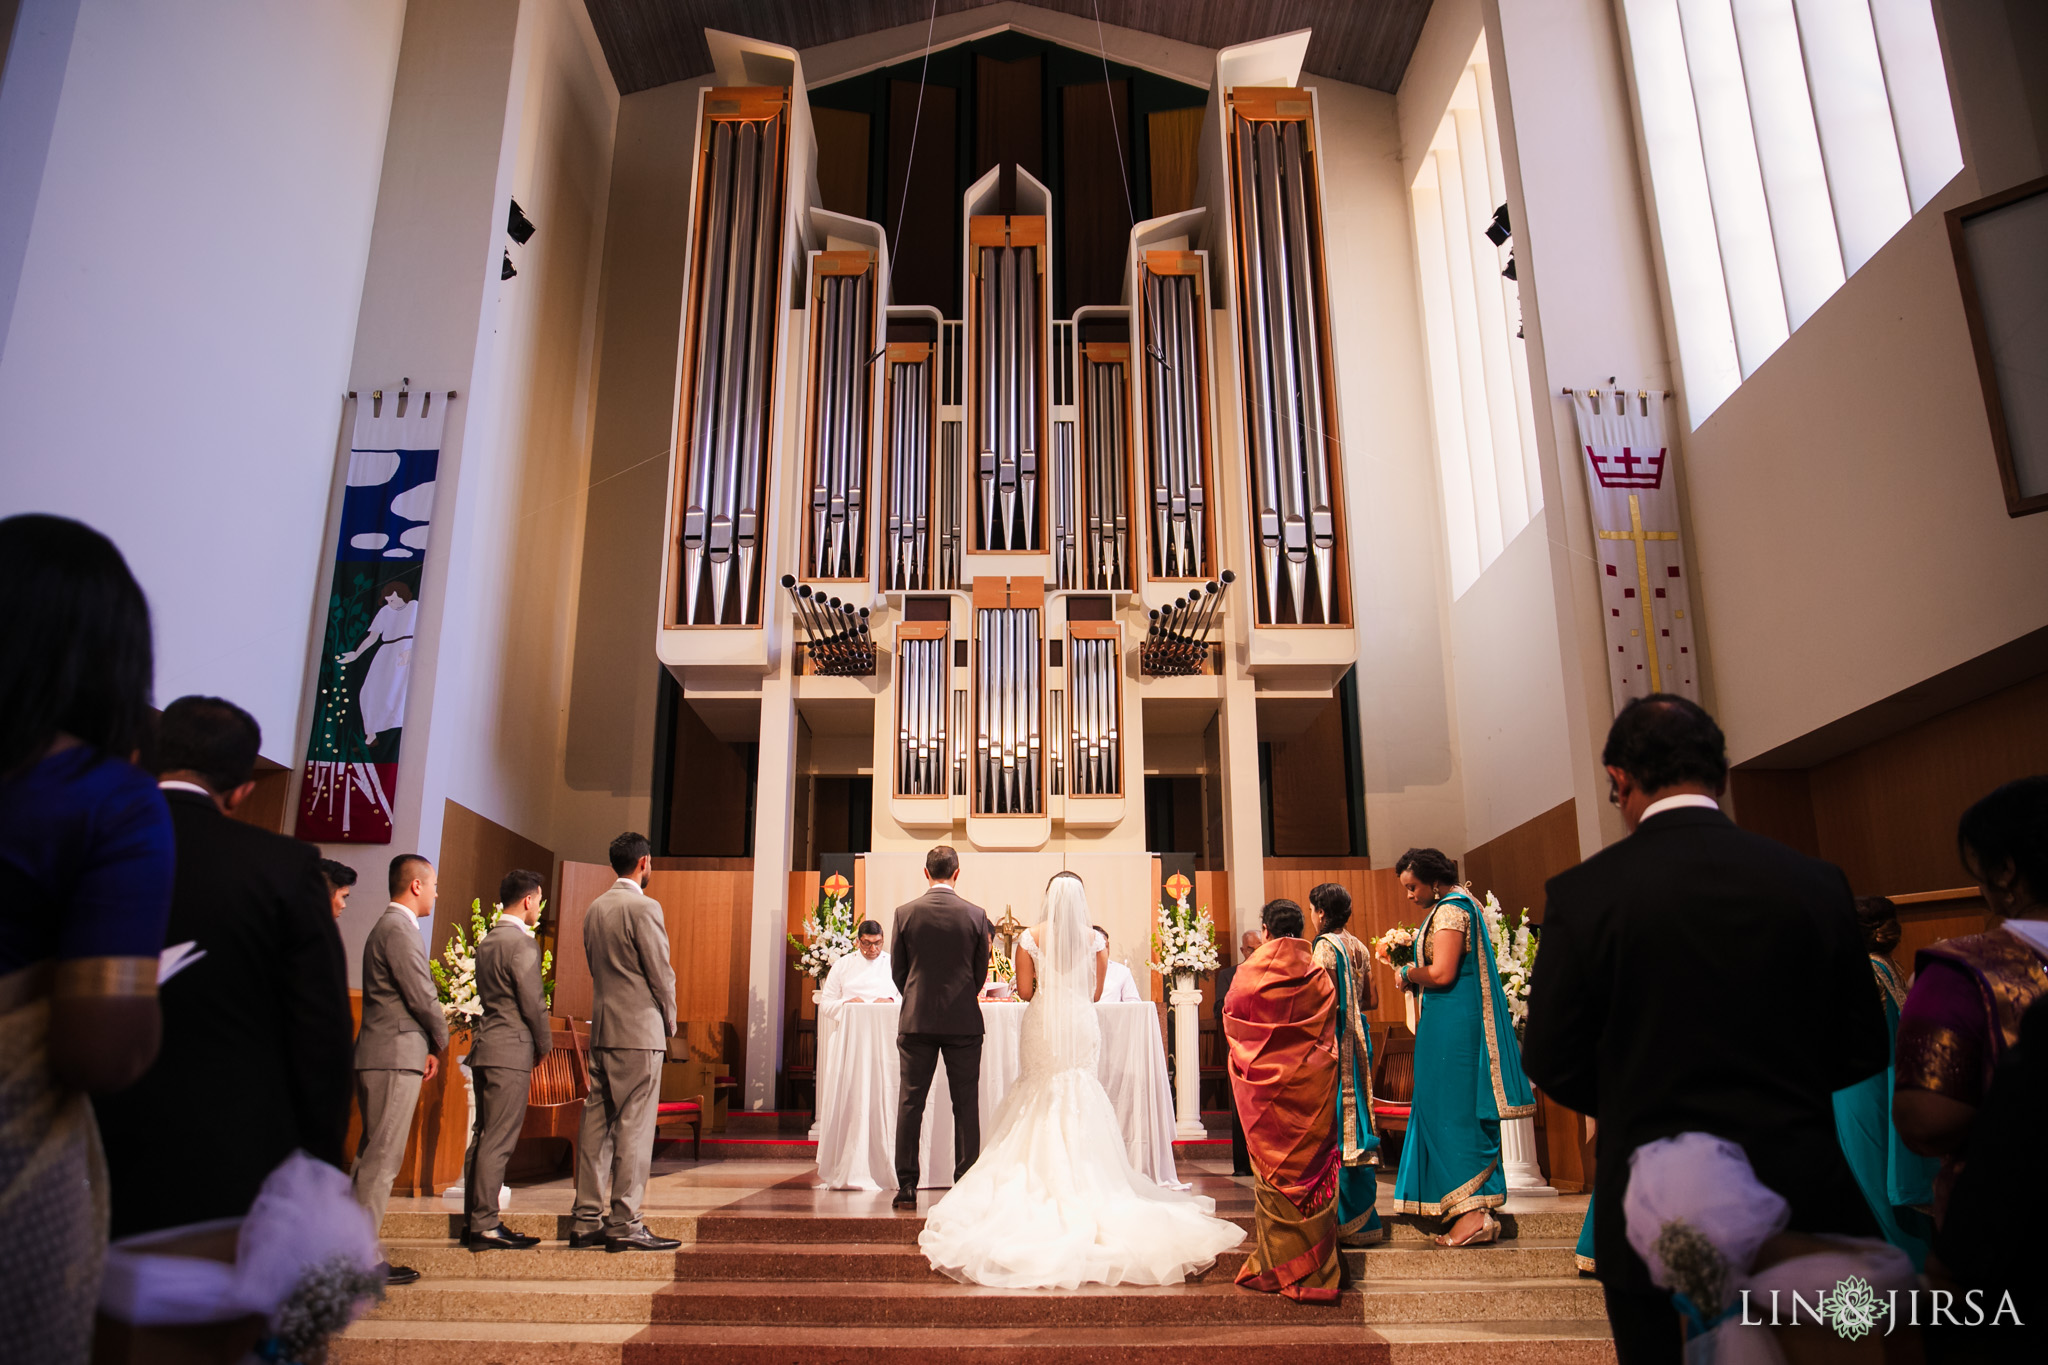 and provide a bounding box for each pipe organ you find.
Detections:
[803,254,877,582]
[675,89,788,628]
[1139,256,1213,583]
[659,30,1358,871]
[1225,91,1347,627]
[883,338,935,591]
[970,219,1047,553]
